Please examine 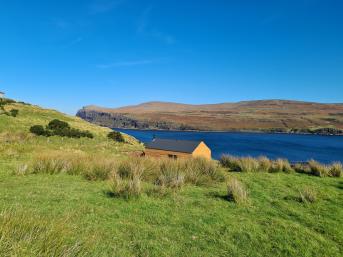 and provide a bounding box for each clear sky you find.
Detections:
[1,0,342,114]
